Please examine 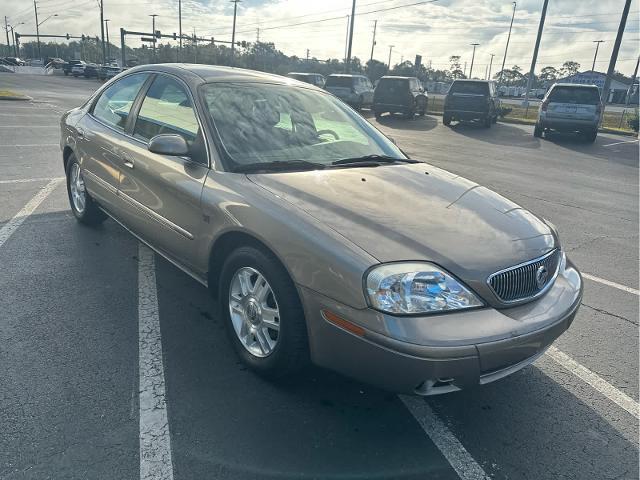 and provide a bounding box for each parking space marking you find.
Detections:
[546,346,639,419]
[0,144,59,147]
[602,139,639,147]
[582,273,639,296]
[0,178,63,249]
[400,395,490,480]
[0,177,64,184]
[0,126,57,128]
[138,244,175,480]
